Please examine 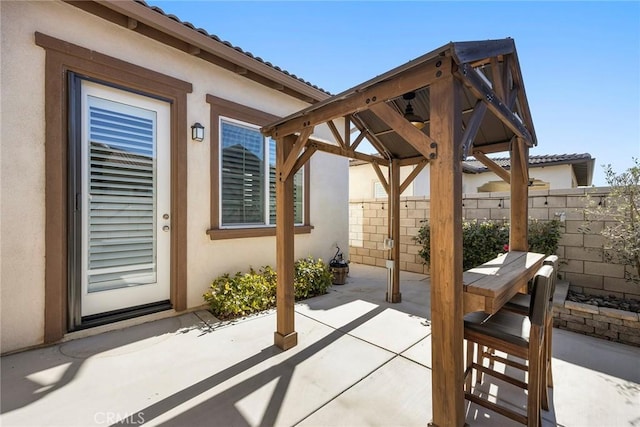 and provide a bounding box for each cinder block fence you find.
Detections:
[349,187,640,345]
